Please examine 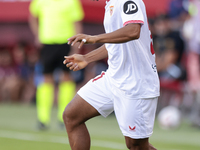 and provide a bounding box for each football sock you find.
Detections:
[58,81,76,122]
[36,83,54,125]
